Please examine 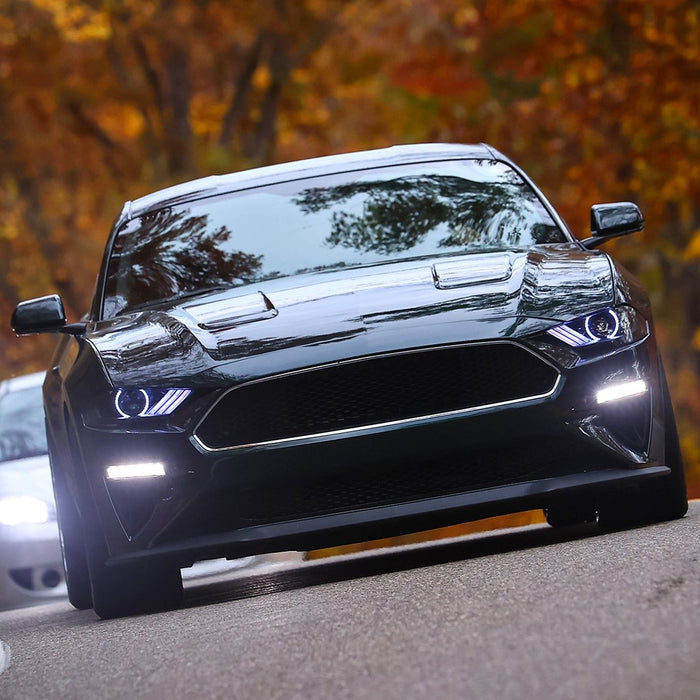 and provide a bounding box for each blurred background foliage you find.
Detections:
[0,0,698,496]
